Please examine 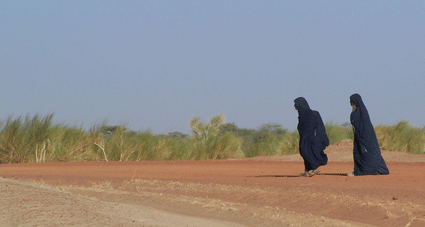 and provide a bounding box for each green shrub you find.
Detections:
[189,114,243,160]
[278,131,299,155]
[243,124,287,157]
[375,121,425,154]
[324,121,353,145]
[165,136,191,160]
[48,125,95,162]
[0,114,54,163]
[244,131,277,157]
